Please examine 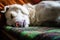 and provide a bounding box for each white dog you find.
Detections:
[1,1,60,27]
[1,4,30,27]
